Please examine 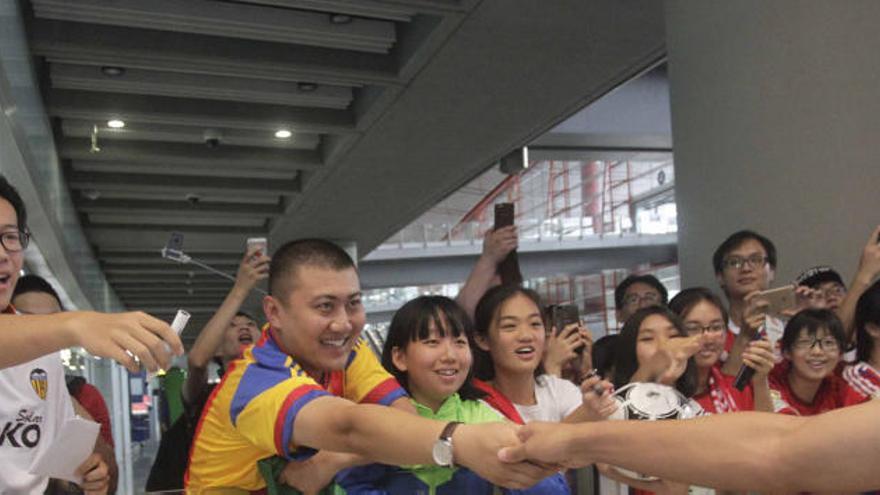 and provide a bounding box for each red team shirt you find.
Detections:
[768,361,867,416]
[692,365,755,414]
